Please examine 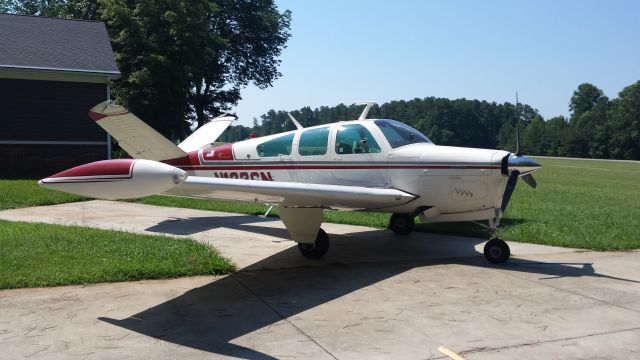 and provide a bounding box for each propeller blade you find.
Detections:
[515,92,521,156]
[521,174,537,189]
[500,171,519,212]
